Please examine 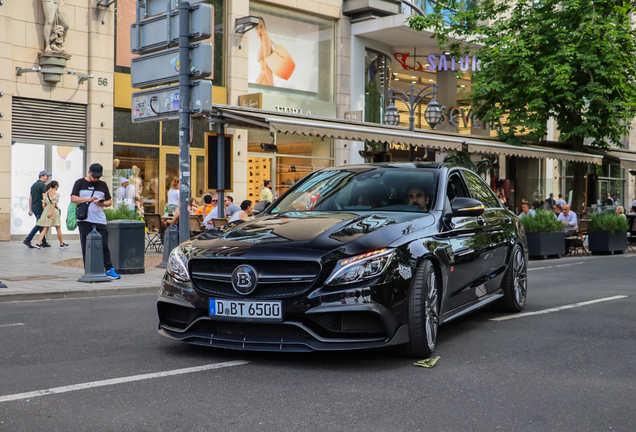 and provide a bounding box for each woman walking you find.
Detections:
[166,176,179,214]
[35,181,68,249]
